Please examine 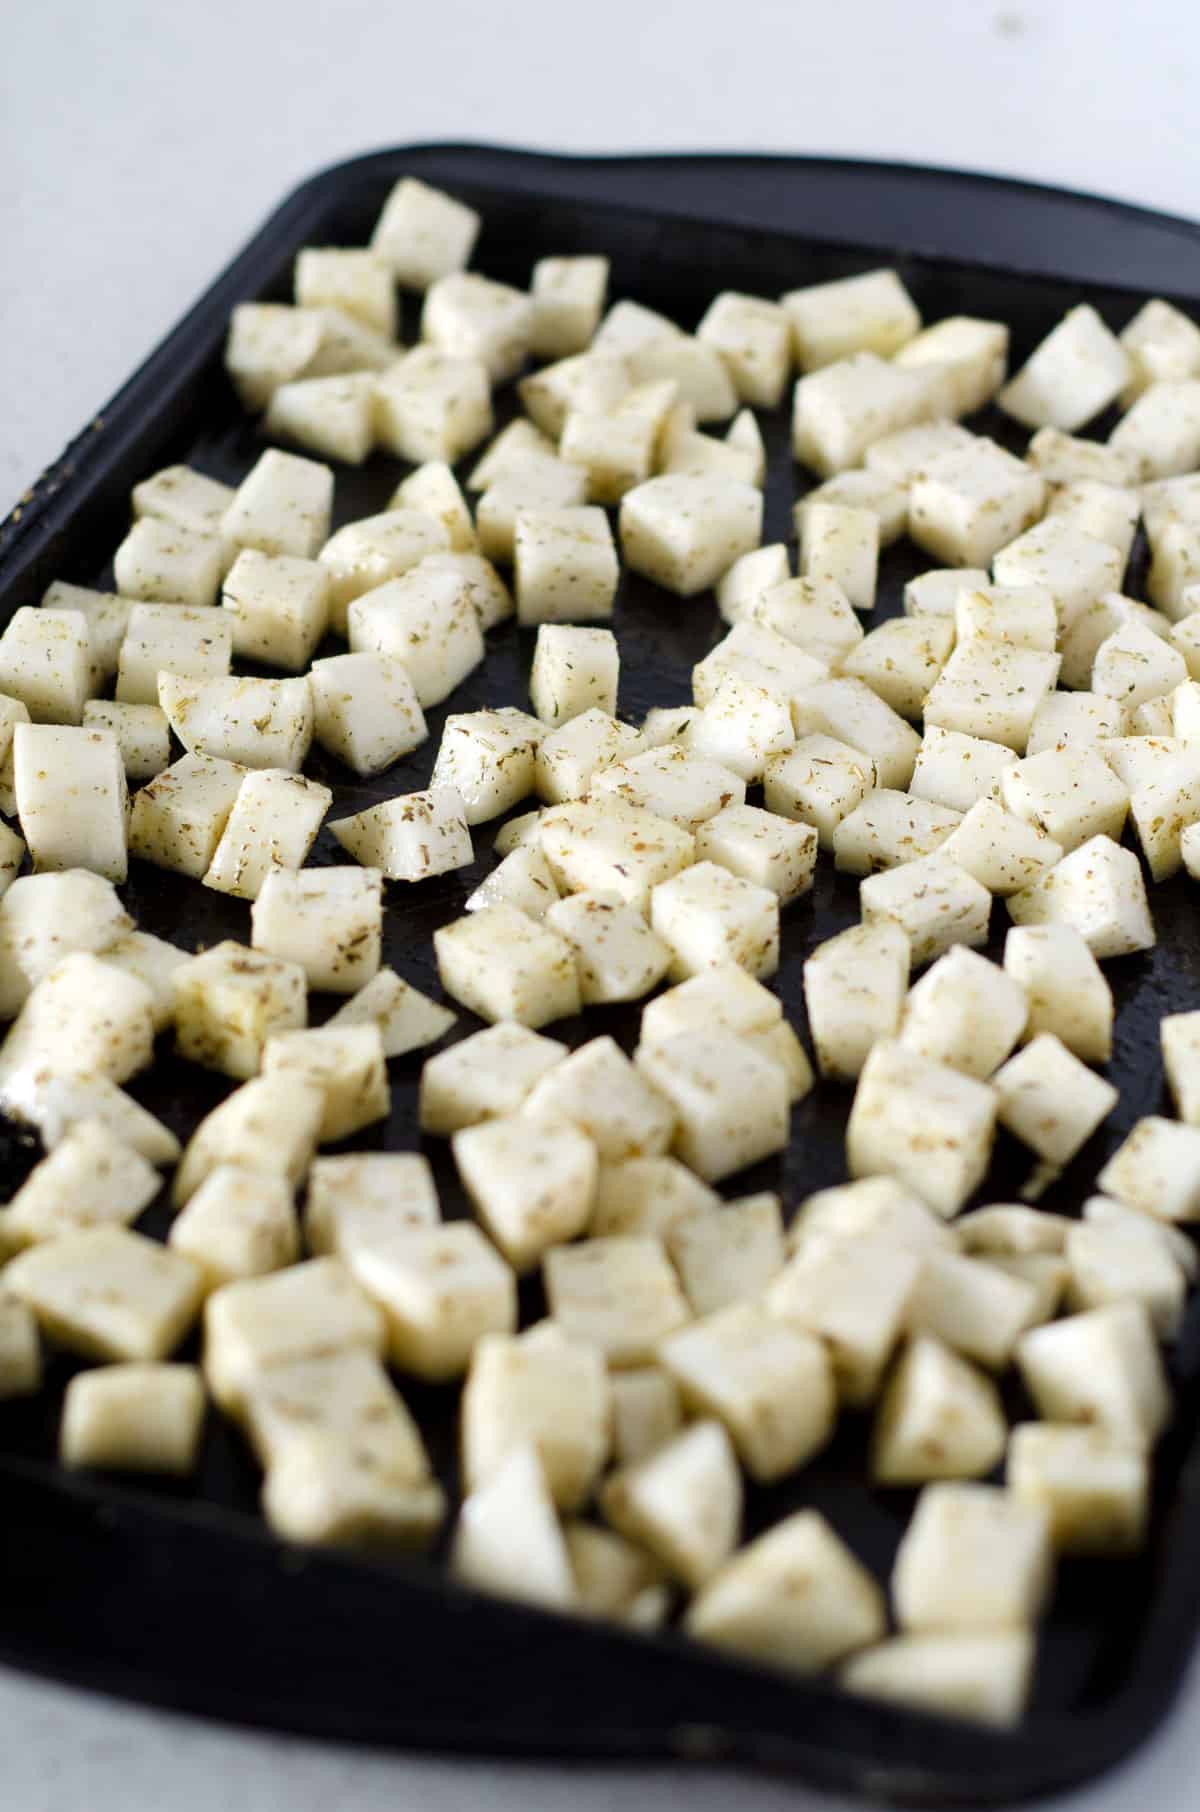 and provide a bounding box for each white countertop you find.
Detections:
[3,1,1200,1806]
